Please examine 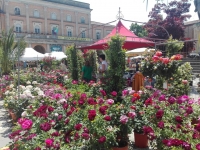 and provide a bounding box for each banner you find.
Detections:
[58,36,91,41]
[50,44,62,52]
